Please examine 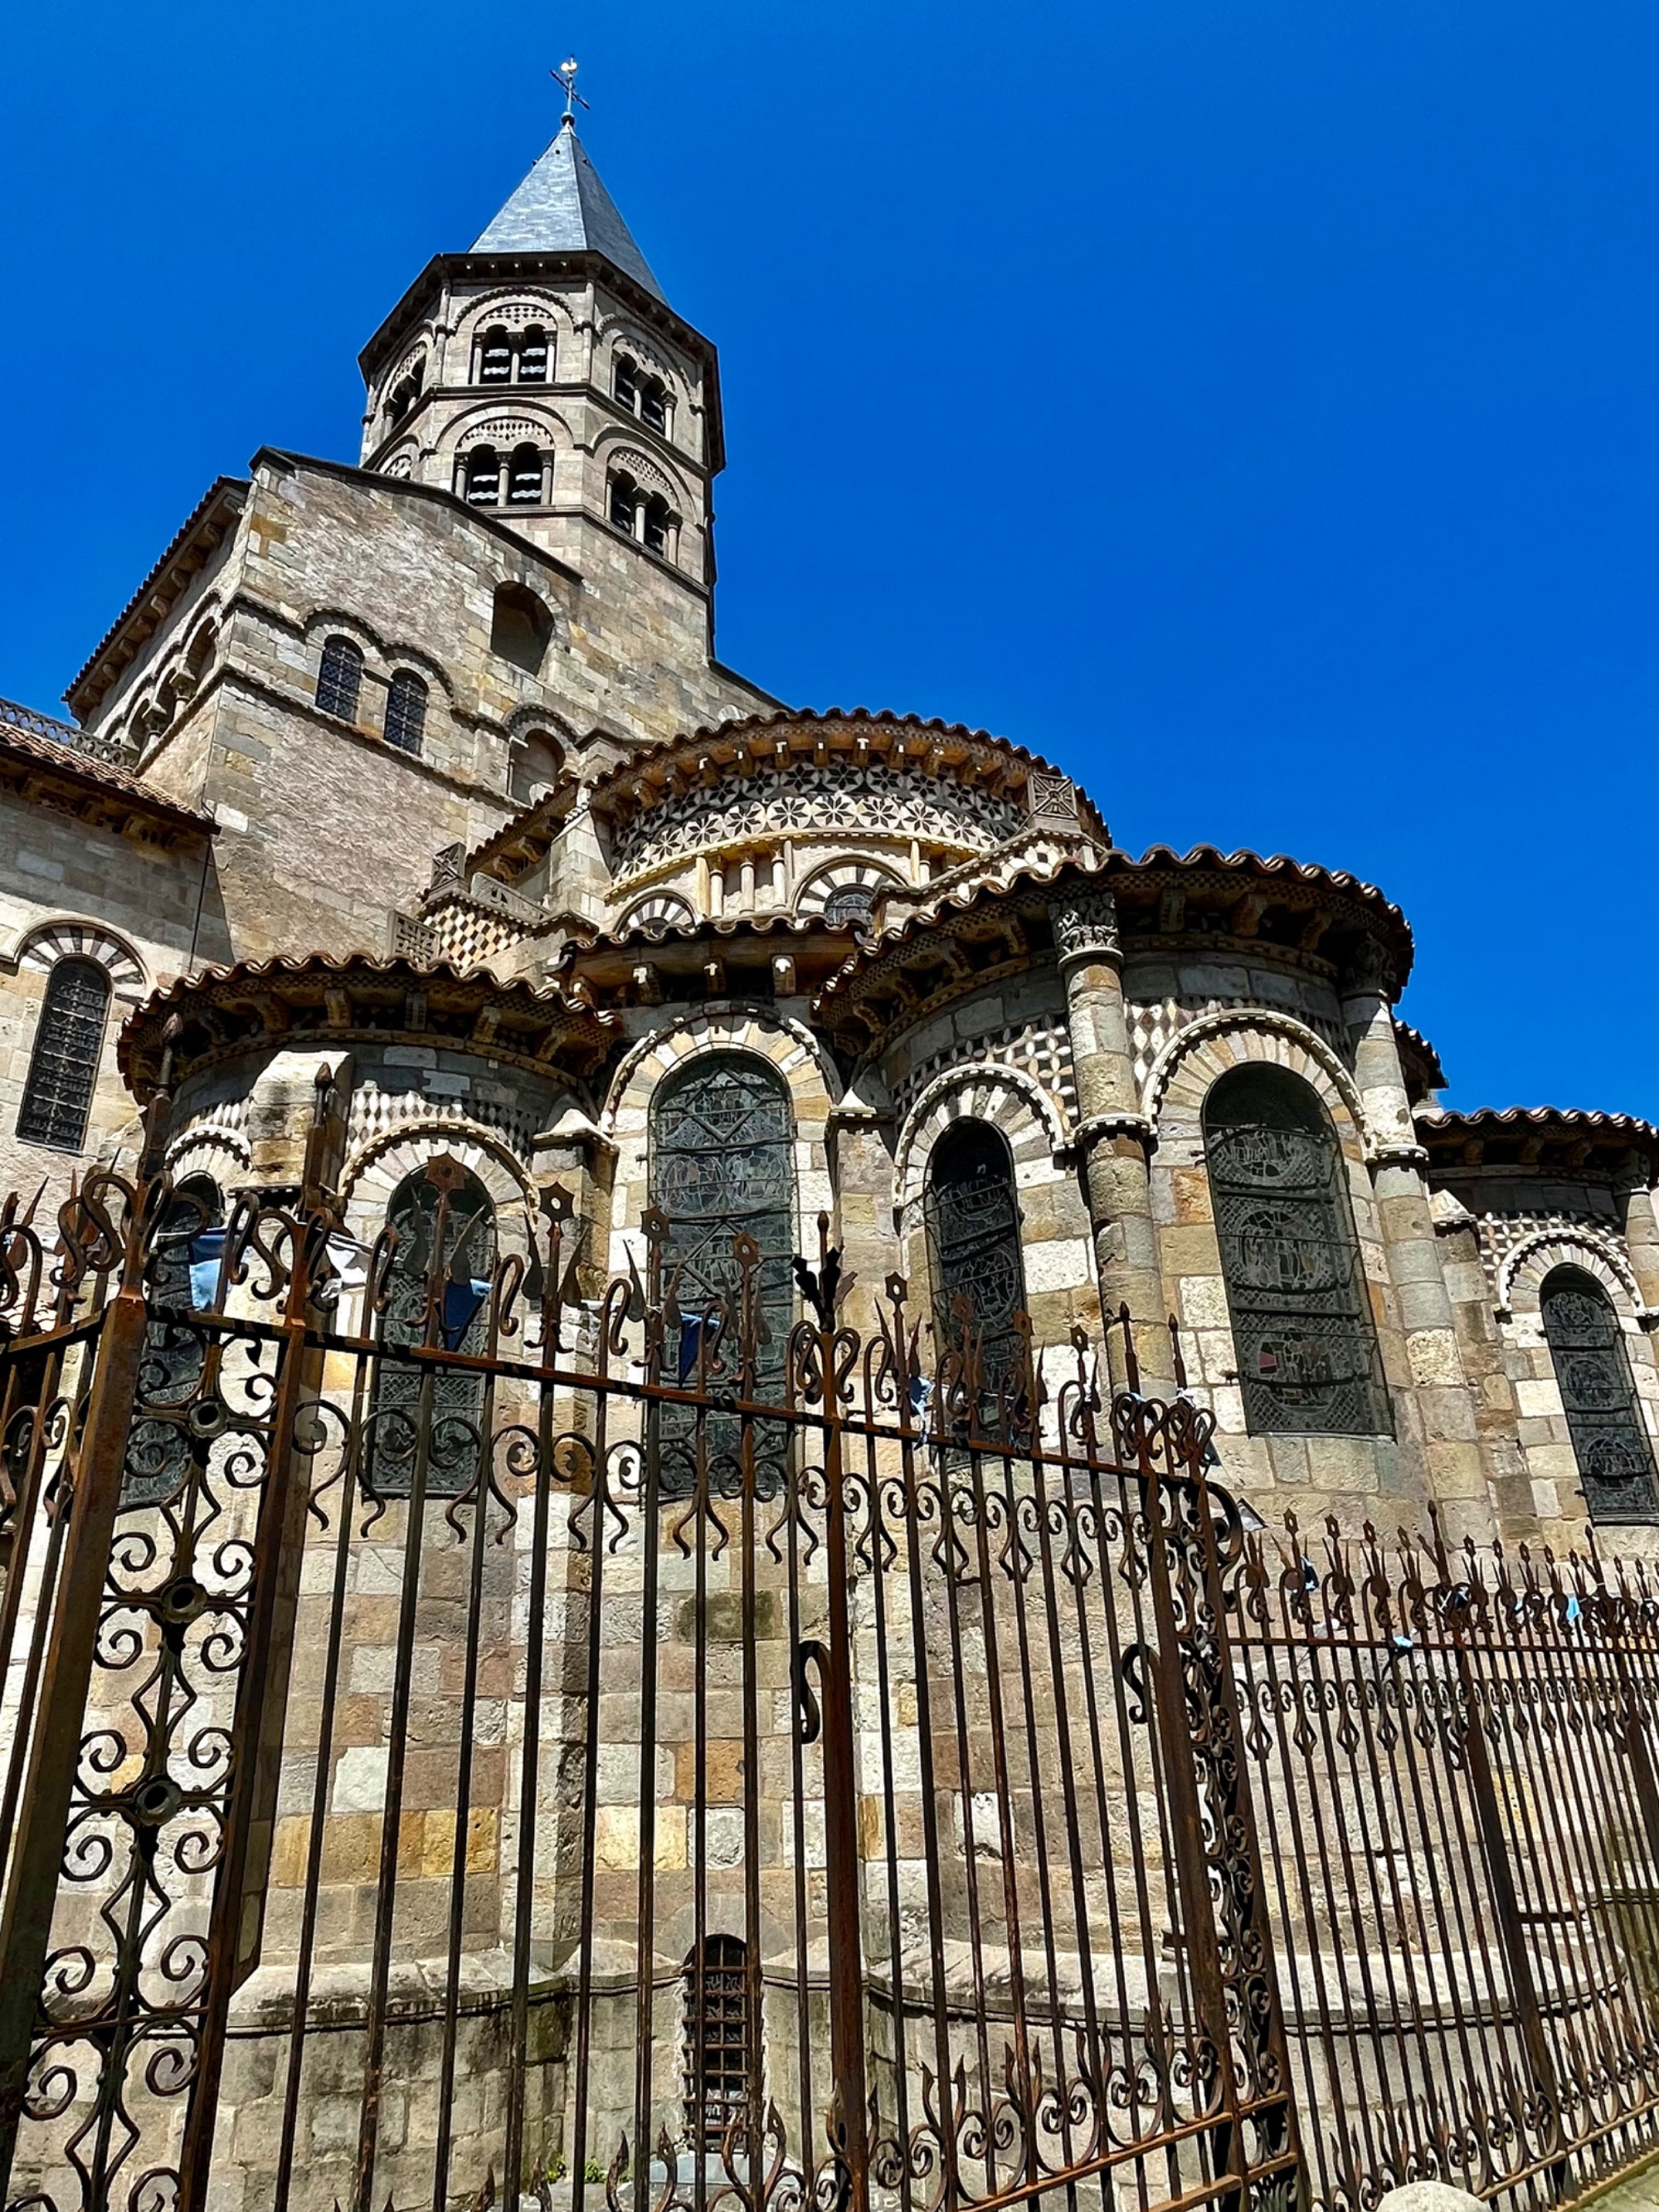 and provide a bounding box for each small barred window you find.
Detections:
[1540,1267,1659,1523]
[17,957,110,1152]
[384,670,427,756]
[683,1937,752,2151]
[316,636,363,722]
